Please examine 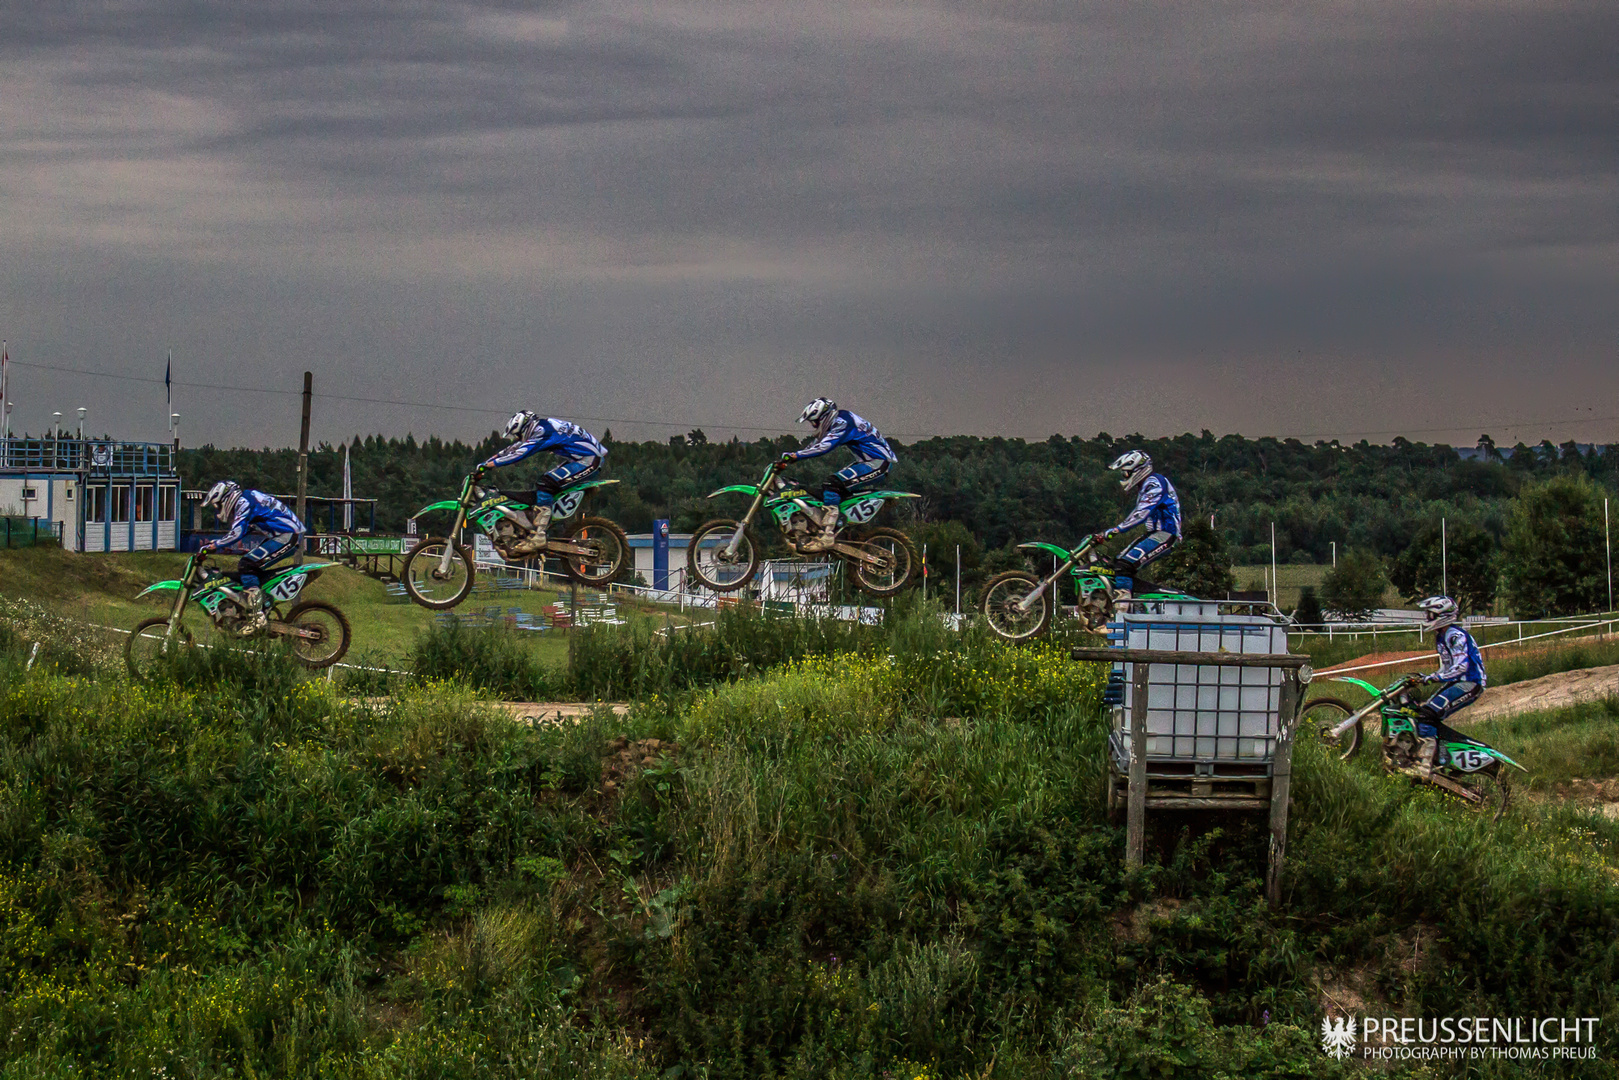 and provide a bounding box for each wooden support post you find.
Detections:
[1268,671,1300,907]
[1126,662,1150,869]
[294,371,312,563]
